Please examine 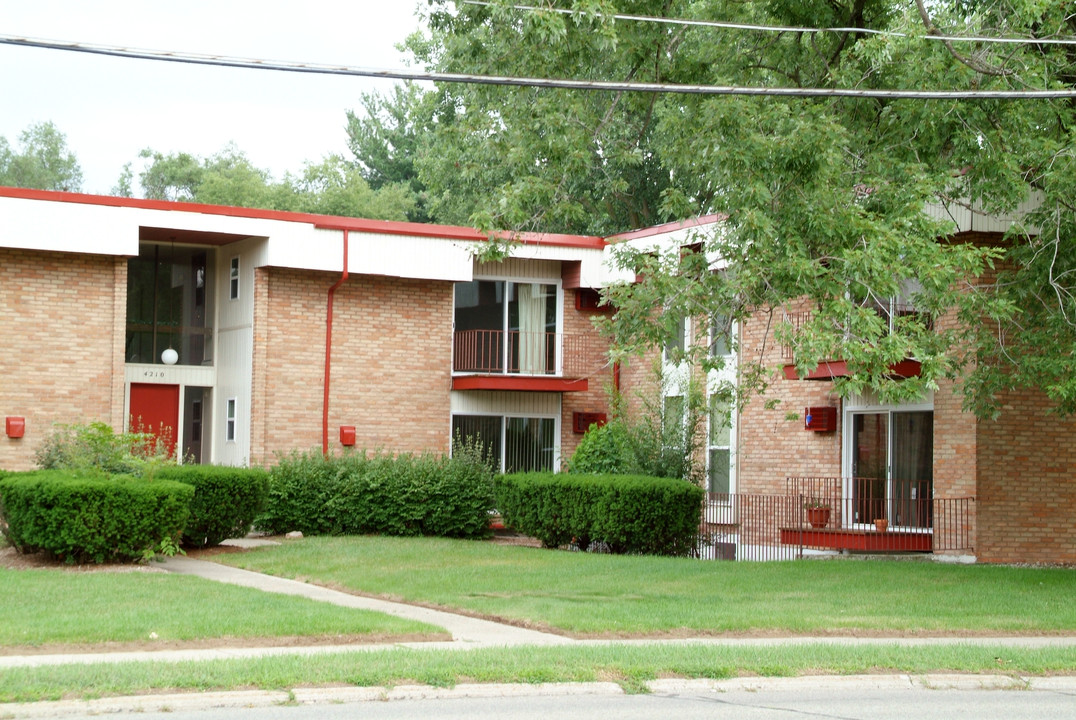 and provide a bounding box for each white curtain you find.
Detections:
[517,283,548,374]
